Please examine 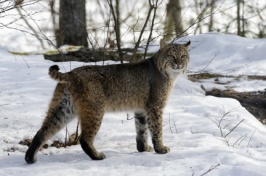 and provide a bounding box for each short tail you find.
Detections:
[49,65,70,83]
